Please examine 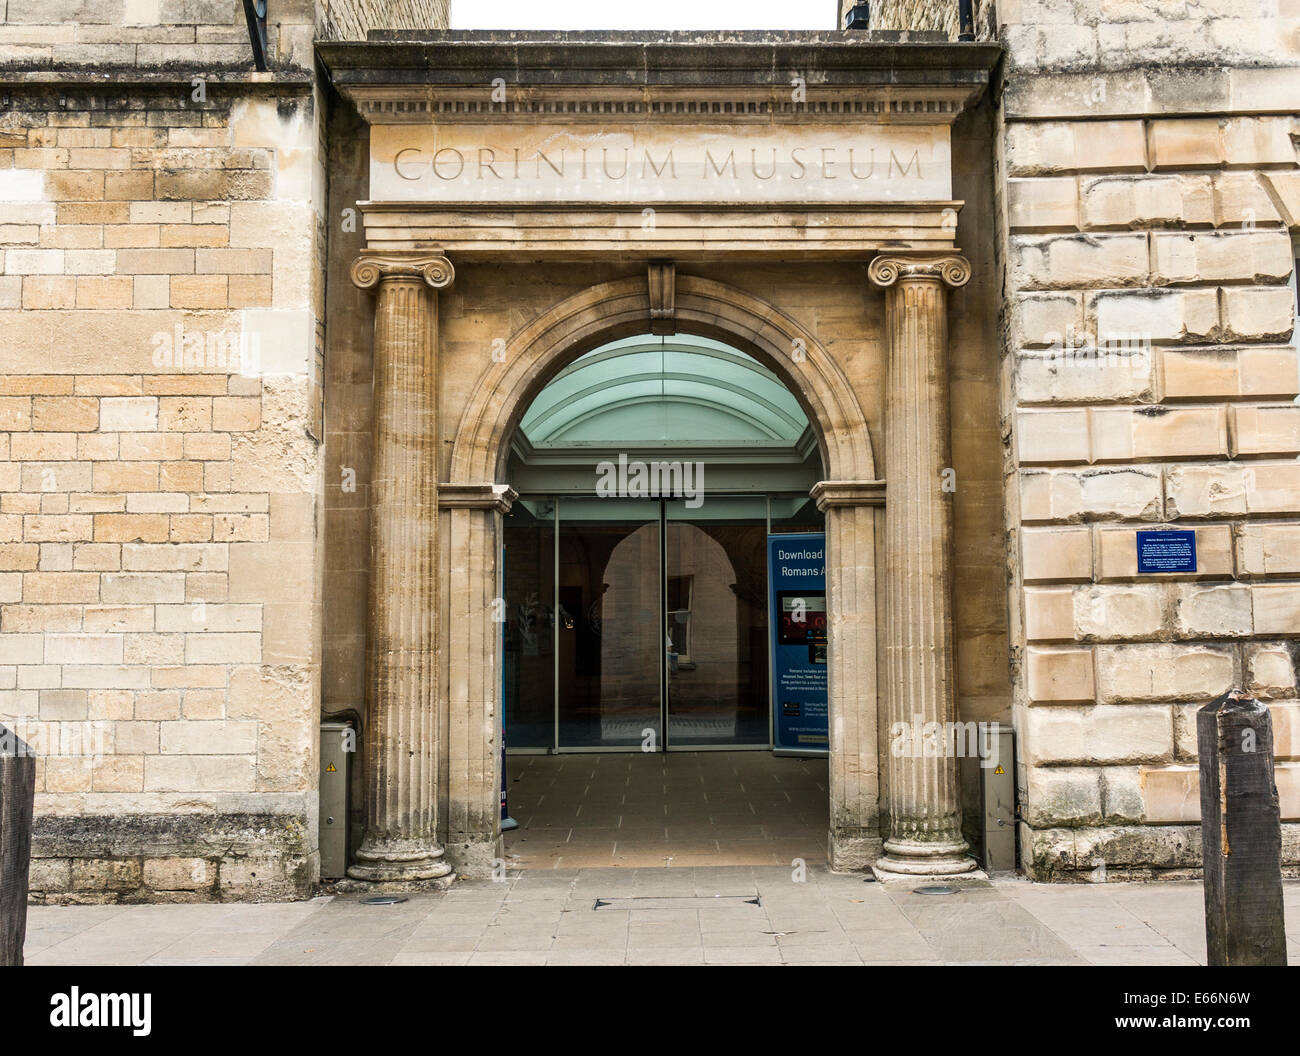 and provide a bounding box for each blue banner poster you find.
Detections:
[768,533,829,753]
